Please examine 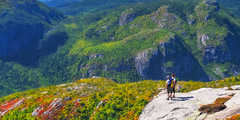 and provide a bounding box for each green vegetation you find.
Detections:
[218,0,240,18]
[1,0,240,97]
[0,0,63,96]
[0,78,164,120]
[0,75,240,119]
